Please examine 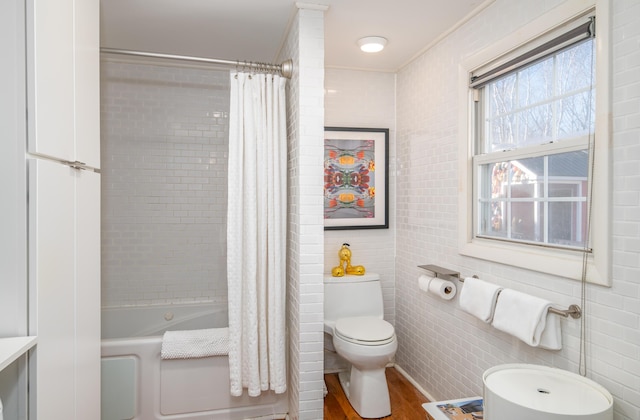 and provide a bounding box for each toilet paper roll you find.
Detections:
[418,274,435,292]
[428,277,457,300]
